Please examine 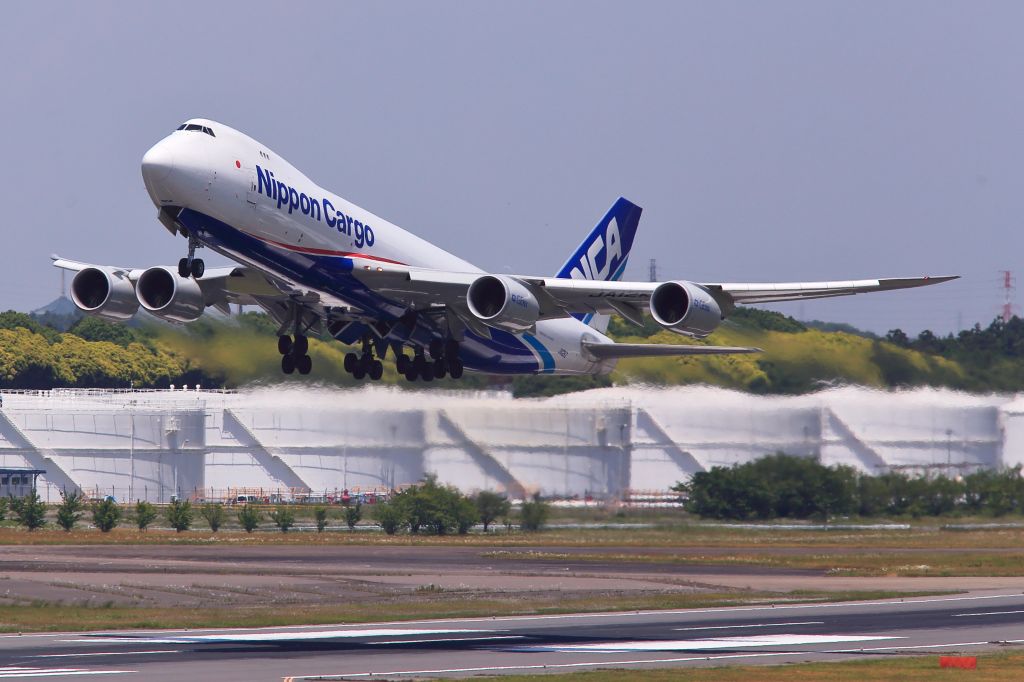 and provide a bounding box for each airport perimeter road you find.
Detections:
[3,592,1024,679]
